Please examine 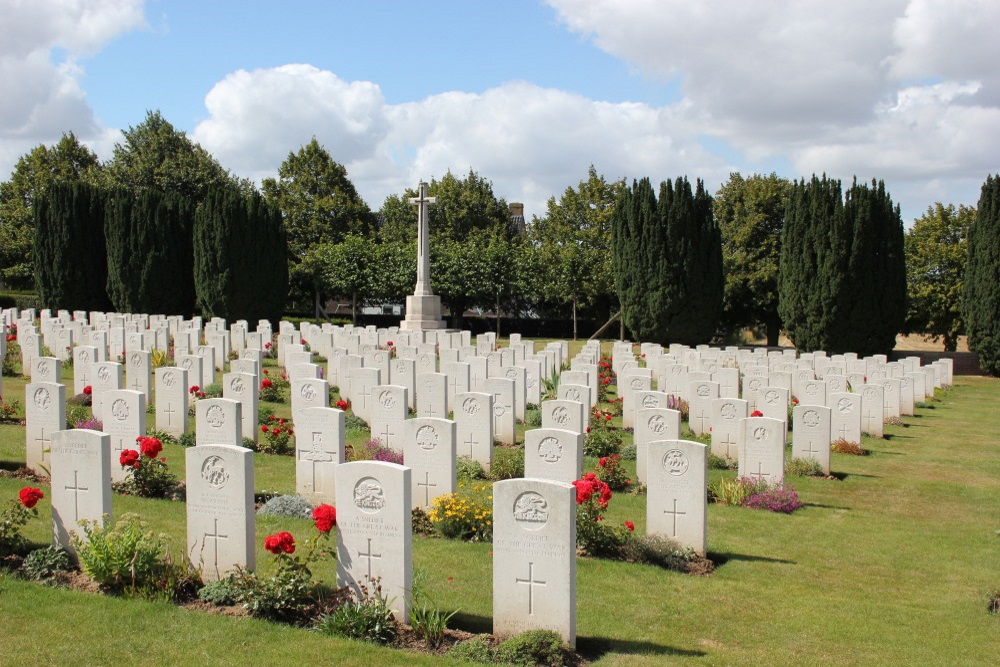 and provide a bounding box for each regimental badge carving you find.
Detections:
[803,410,821,428]
[33,387,51,409]
[201,456,229,489]
[130,353,141,367]
[98,366,110,381]
[462,397,480,415]
[162,372,175,388]
[182,358,193,370]
[671,365,683,376]
[80,349,90,363]
[513,491,548,528]
[752,426,769,441]
[230,377,244,394]
[805,383,818,396]
[765,390,779,404]
[378,390,396,409]
[642,395,659,408]
[697,384,711,397]
[837,398,852,413]
[566,388,580,402]
[396,361,406,372]
[37,361,49,377]
[749,378,761,390]
[110,399,129,421]
[354,477,386,513]
[721,402,737,420]
[419,356,431,368]
[648,414,666,434]
[631,377,644,390]
[374,352,385,363]
[663,449,689,476]
[551,406,569,425]
[863,387,876,399]
[537,437,562,463]
[416,425,439,450]
[506,368,517,380]
[301,383,316,401]
[206,405,225,428]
